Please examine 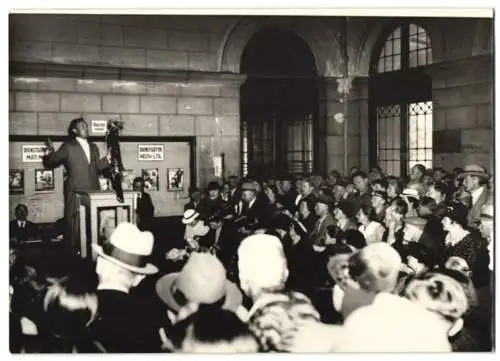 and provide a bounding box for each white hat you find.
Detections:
[402,188,420,200]
[92,222,158,275]
[182,209,200,224]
